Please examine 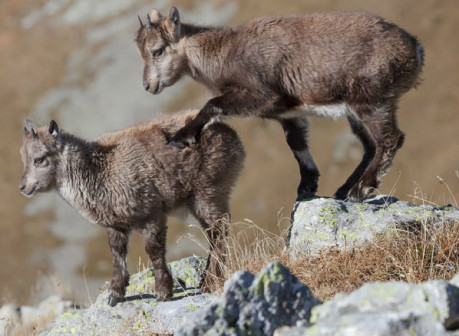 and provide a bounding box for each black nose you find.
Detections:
[19,182,25,192]
[143,80,150,91]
